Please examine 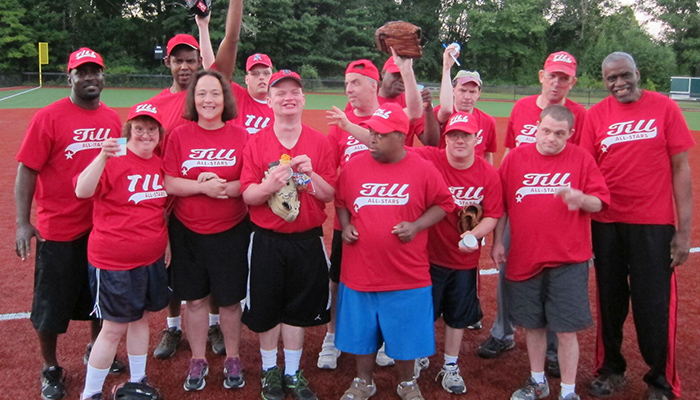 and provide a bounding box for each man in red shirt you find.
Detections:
[497,105,609,400]
[580,52,695,400]
[14,48,124,400]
